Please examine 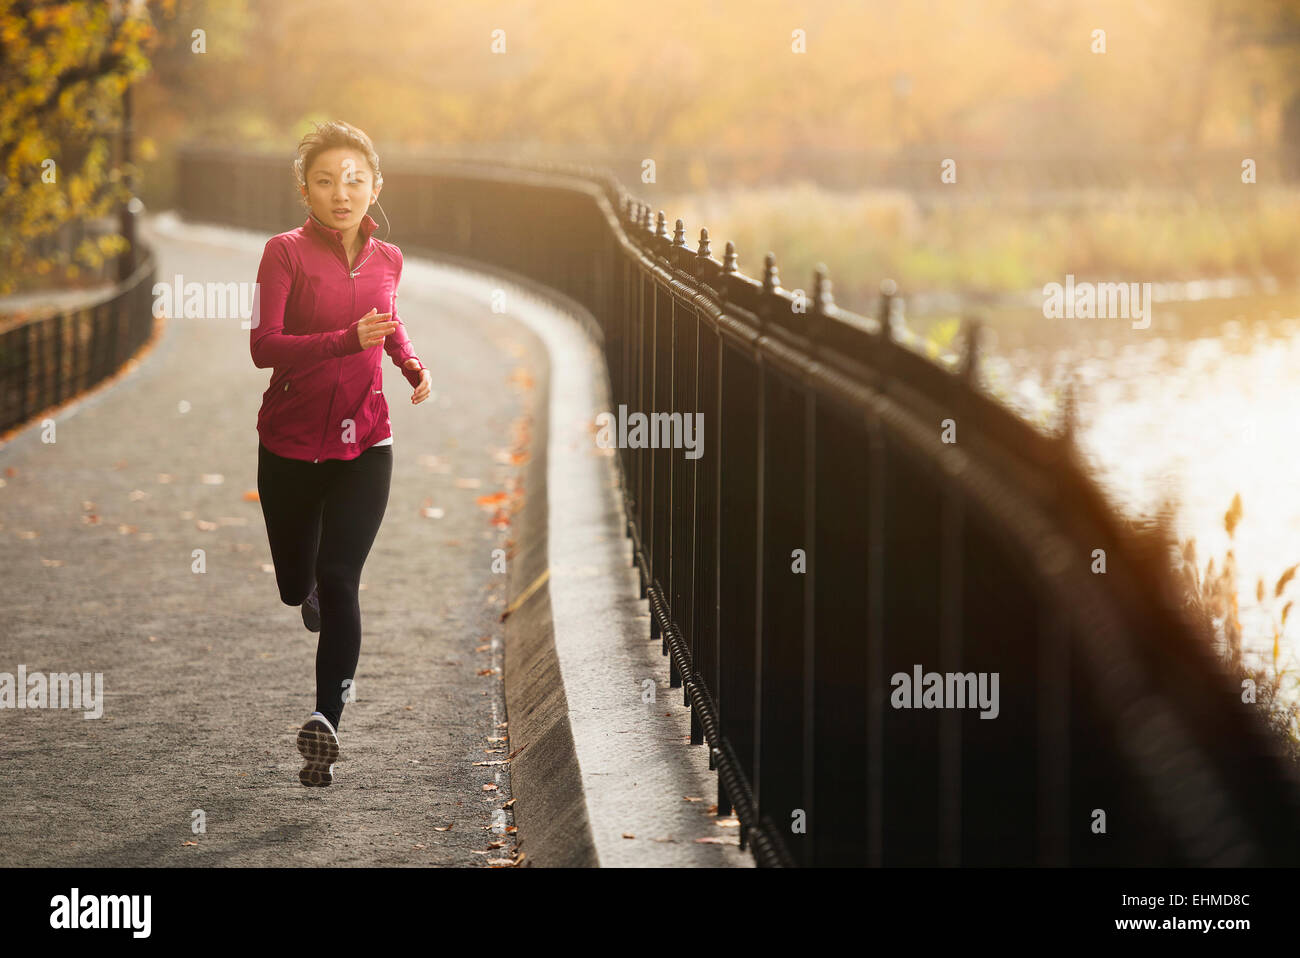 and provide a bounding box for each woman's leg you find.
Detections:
[312,443,393,730]
[256,441,326,606]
